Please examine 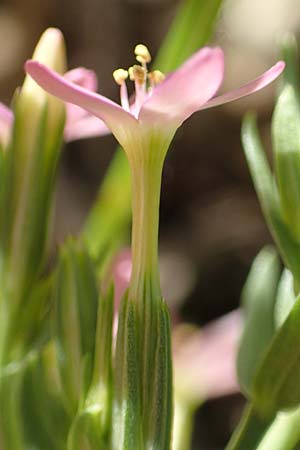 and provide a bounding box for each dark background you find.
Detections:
[1,0,299,448]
